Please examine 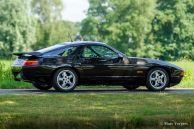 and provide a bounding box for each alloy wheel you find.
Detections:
[57,70,76,90]
[149,70,167,89]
